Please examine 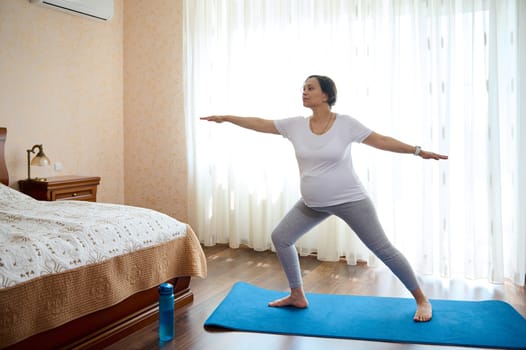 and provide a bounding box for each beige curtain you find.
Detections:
[184,0,525,286]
